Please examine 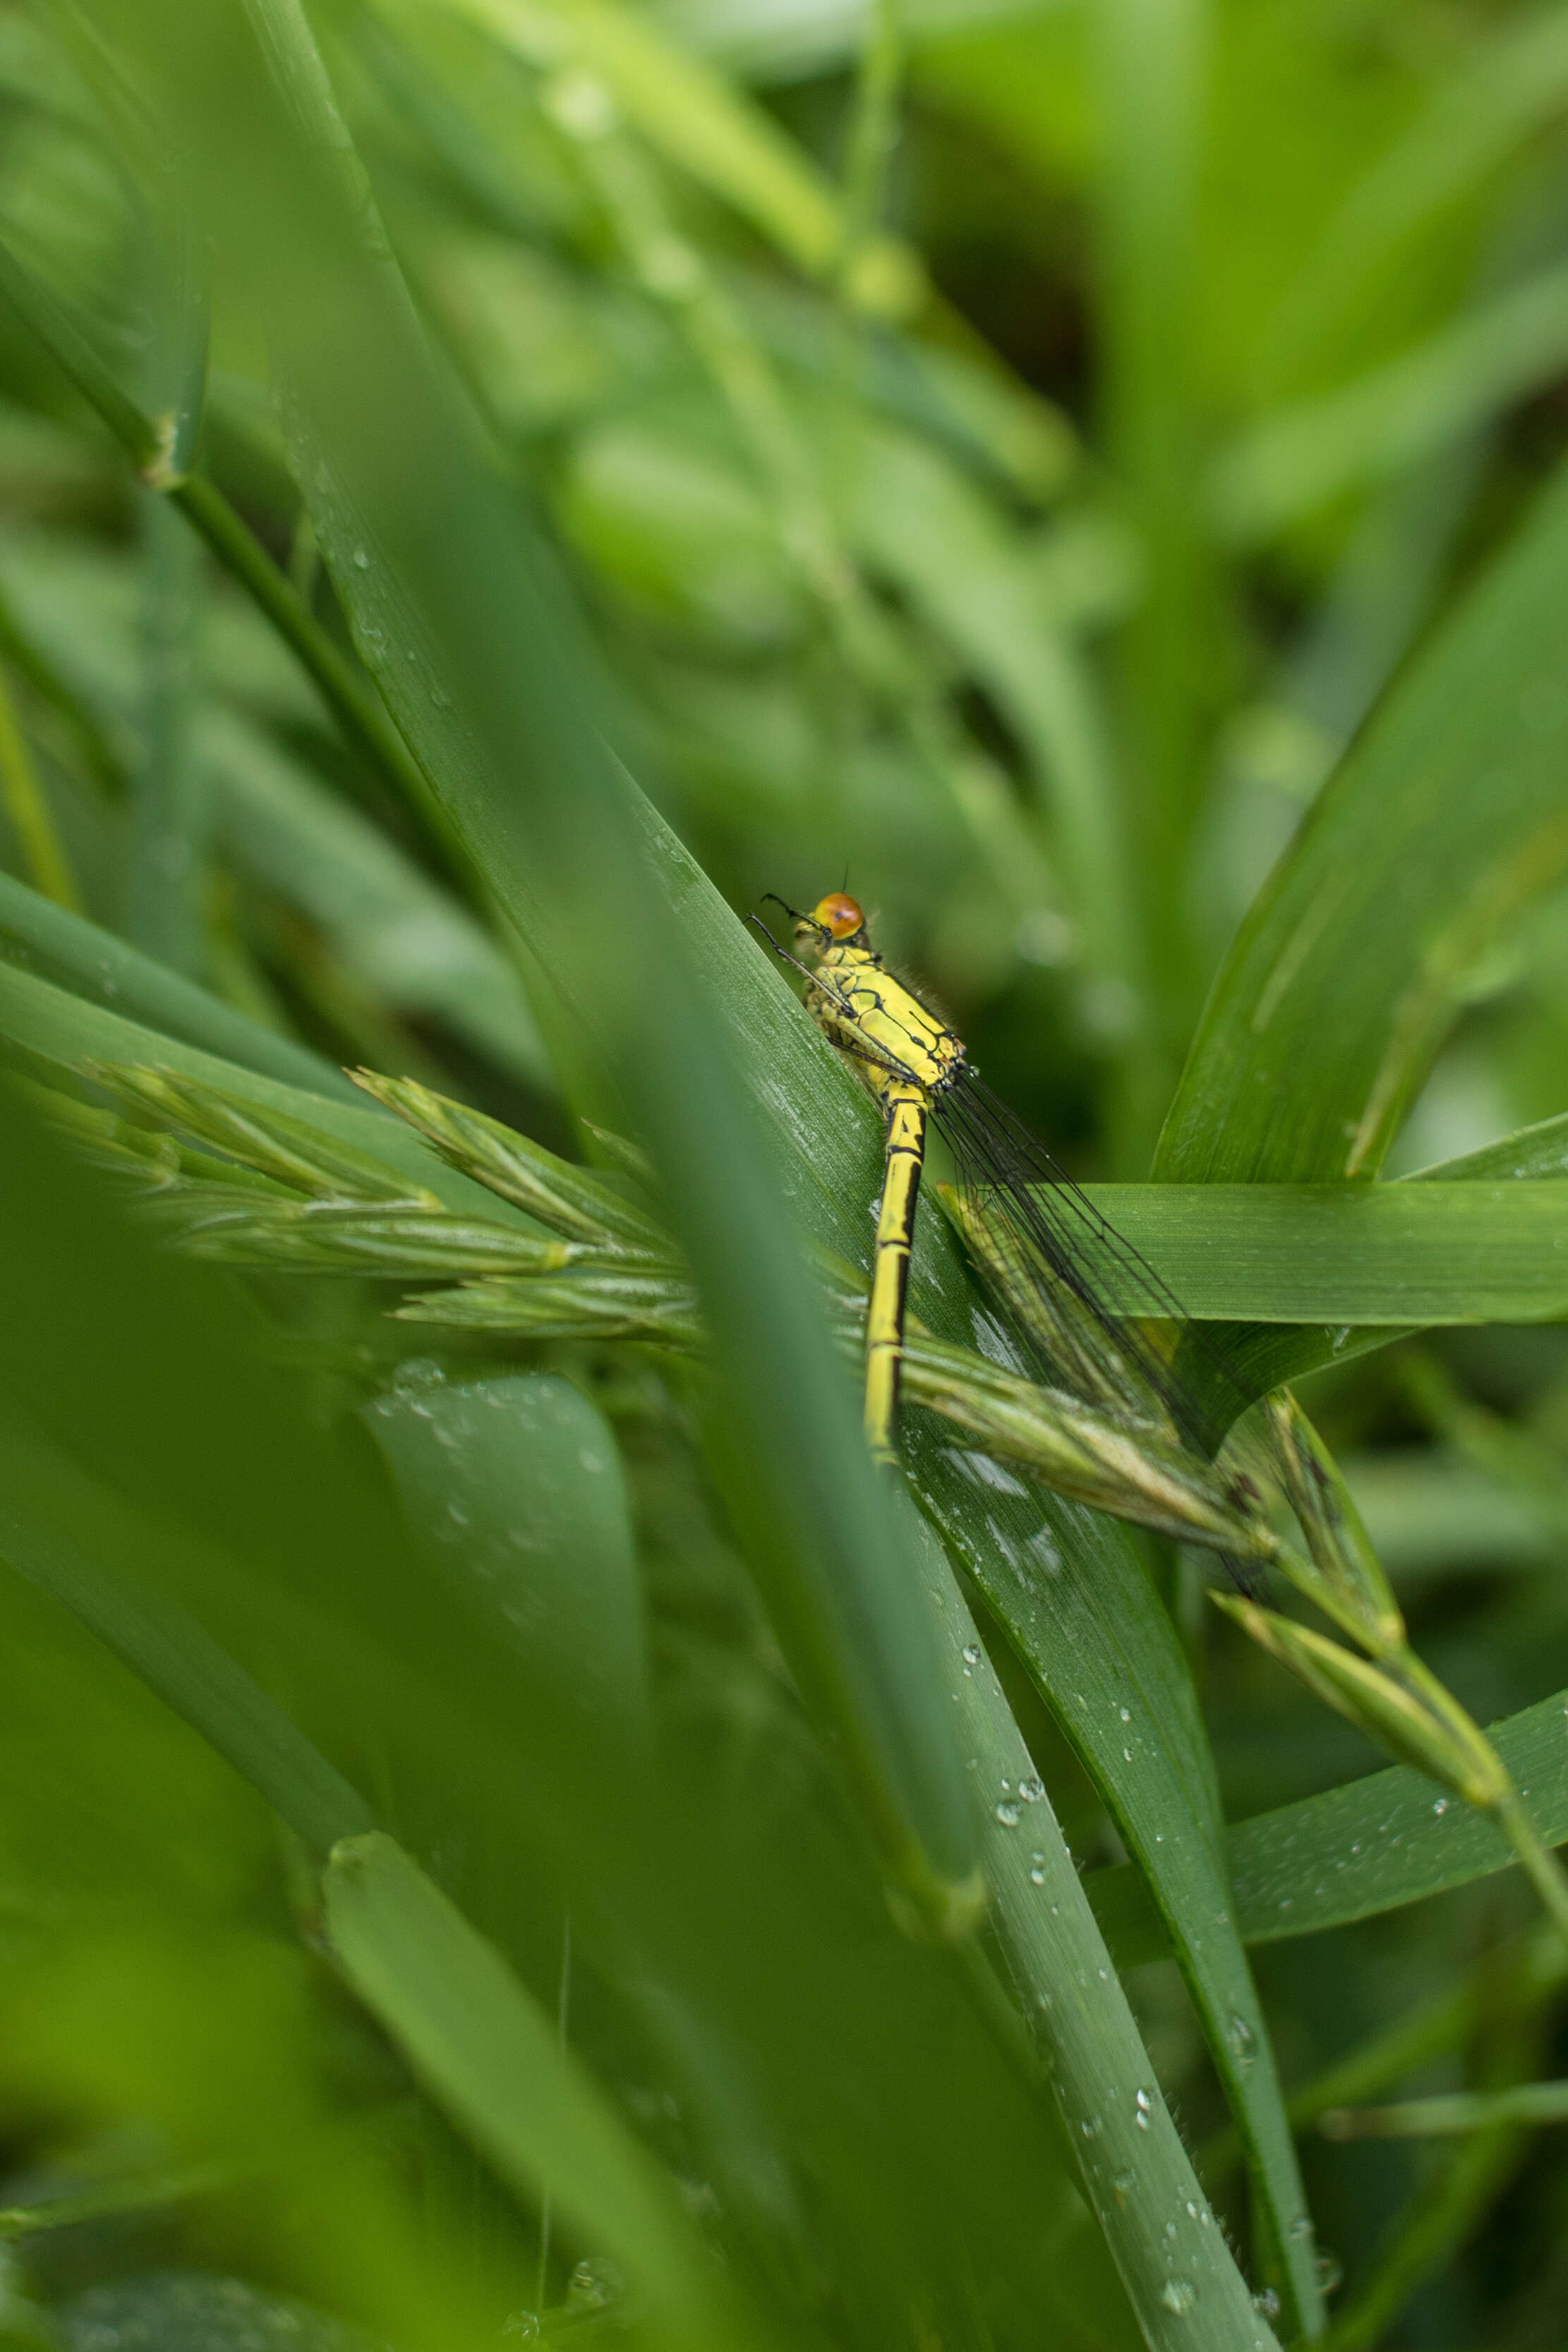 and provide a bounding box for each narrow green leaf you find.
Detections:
[0,958,543,1228]
[1091,1680,1568,1963]
[1066,1182,1568,1322]
[365,1371,649,1727]
[0,1404,375,1857]
[131,3,1304,2324]
[322,1831,749,2351]
[0,867,361,1102]
[185,0,985,1927]
[1214,260,1568,543]
[416,0,919,310]
[1159,452,1568,1184]
[207,710,554,1092]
